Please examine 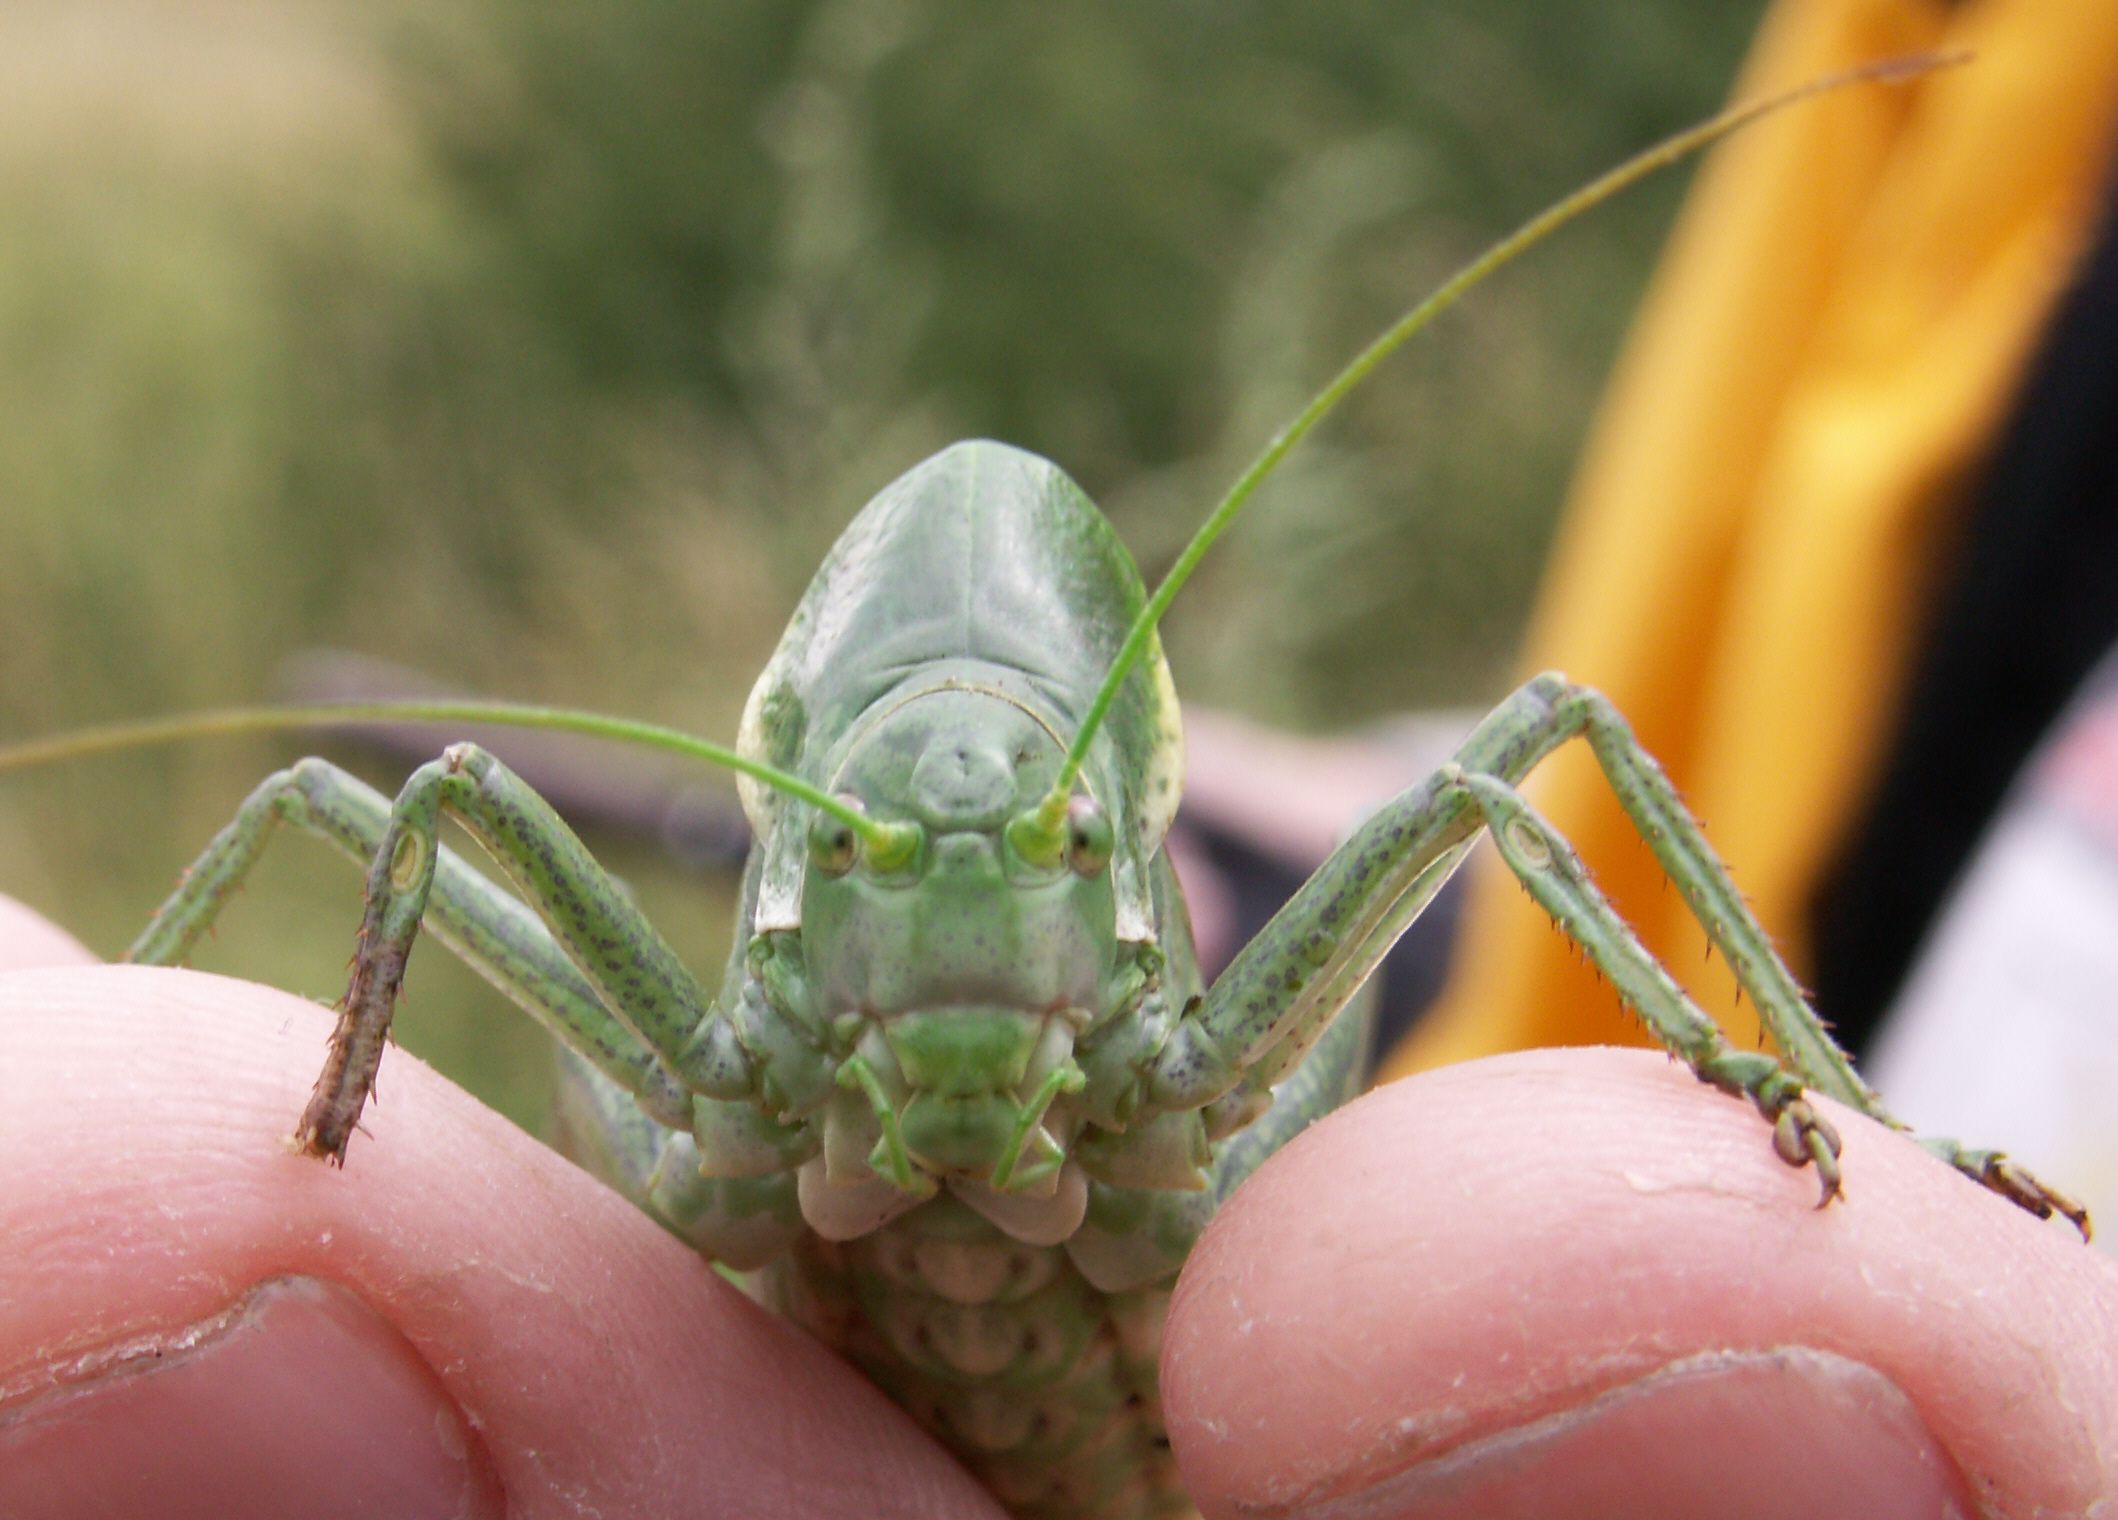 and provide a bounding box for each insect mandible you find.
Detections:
[0,56,2089,1520]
